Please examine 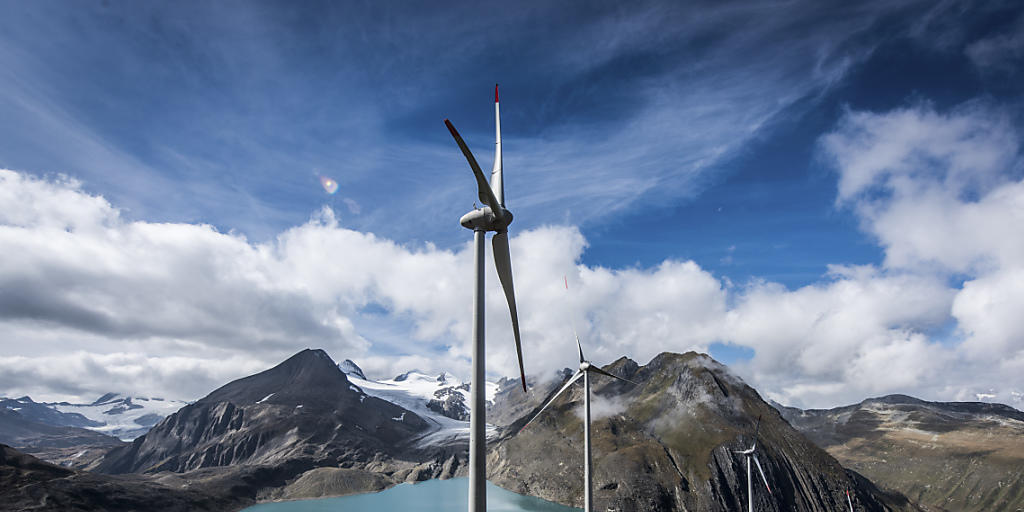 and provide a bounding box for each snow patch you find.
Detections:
[53,394,187,441]
[344,369,500,448]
